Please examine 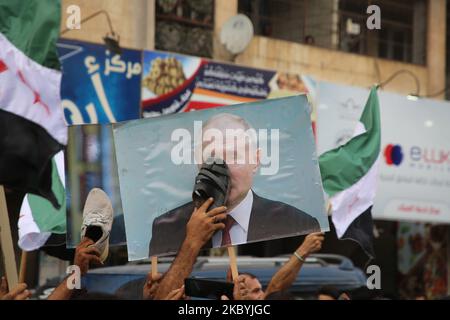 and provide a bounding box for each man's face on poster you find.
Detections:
[199,115,260,210]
